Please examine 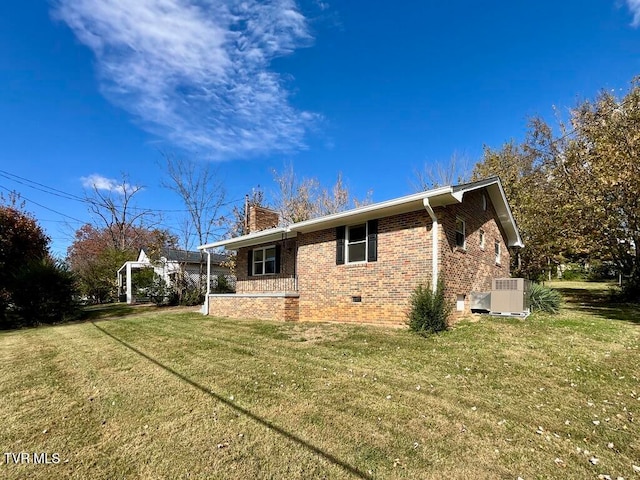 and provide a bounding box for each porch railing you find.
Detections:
[235,274,298,293]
